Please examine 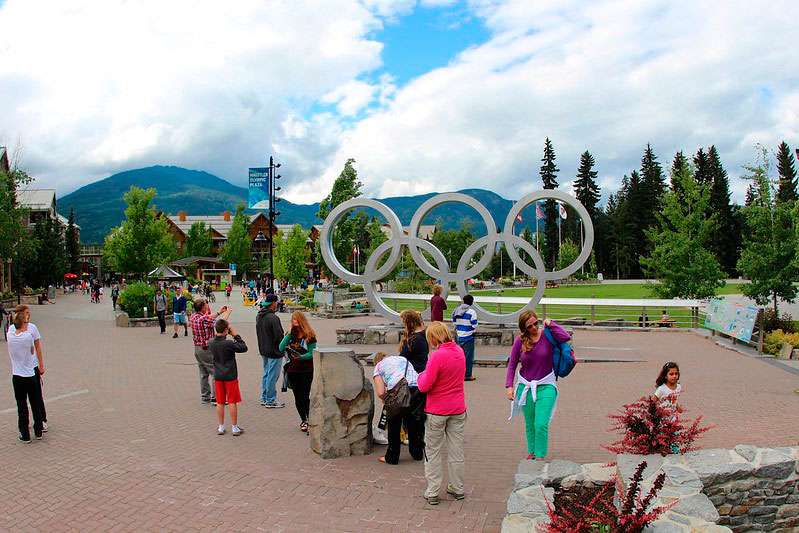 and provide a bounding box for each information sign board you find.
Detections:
[704,298,758,343]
